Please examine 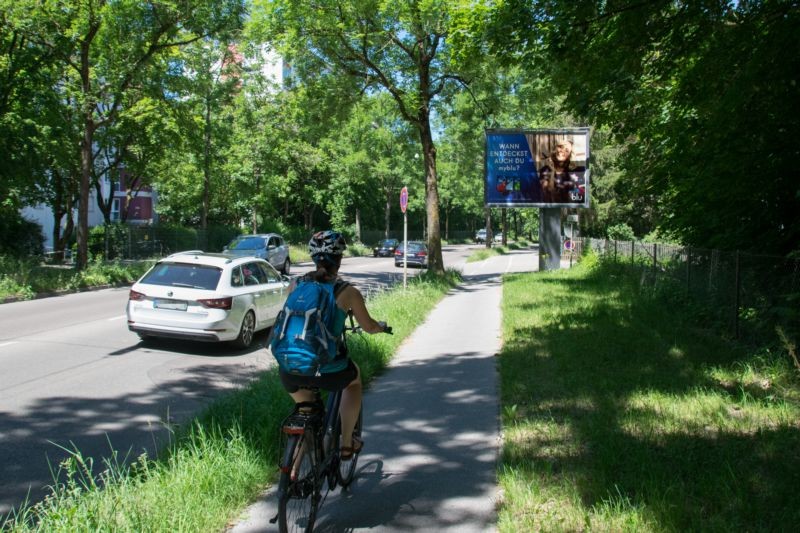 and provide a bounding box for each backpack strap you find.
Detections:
[333,279,351,299]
